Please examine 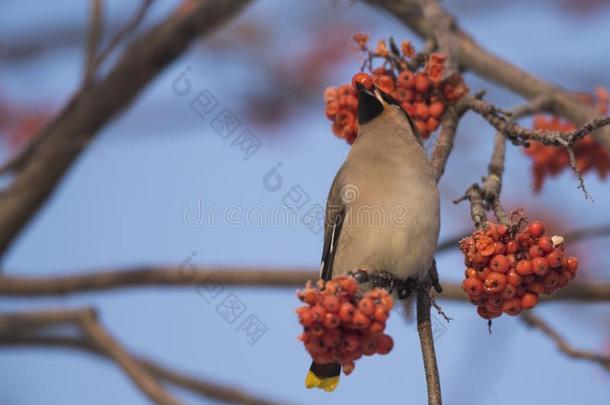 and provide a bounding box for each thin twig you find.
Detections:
[83,0,104,86]
[416,289,442,405]
[521,312,610,372]
[90,0,155,76]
